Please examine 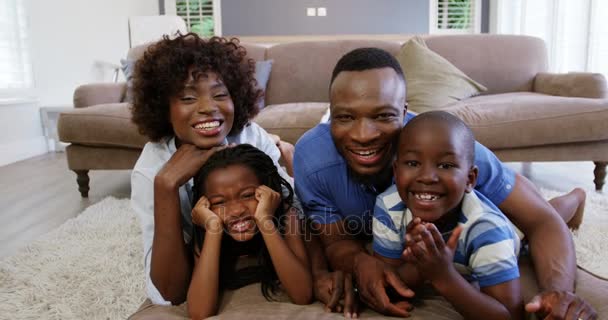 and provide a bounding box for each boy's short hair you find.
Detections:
[401,111,476,165]
[330,47,405,87]
[131,33,262,141]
